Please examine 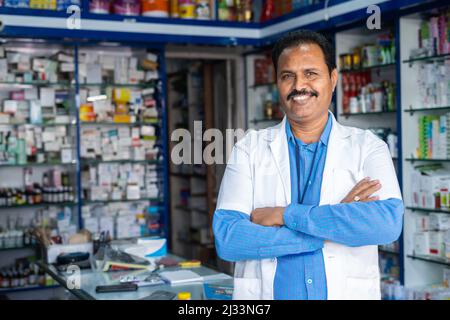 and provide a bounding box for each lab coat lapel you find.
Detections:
[268,117,291,205]
[319,112,352,204]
